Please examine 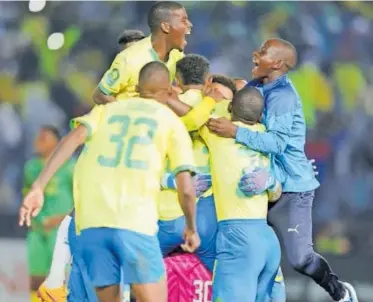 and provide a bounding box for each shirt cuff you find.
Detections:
[98,83,114,96]
[172,165,197,177]
[235,126,253,145]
